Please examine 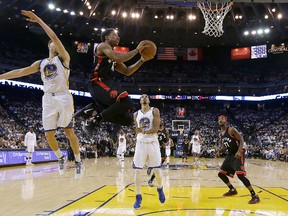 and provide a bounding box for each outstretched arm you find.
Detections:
[21,10,70,66]
[0,60,40,80]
